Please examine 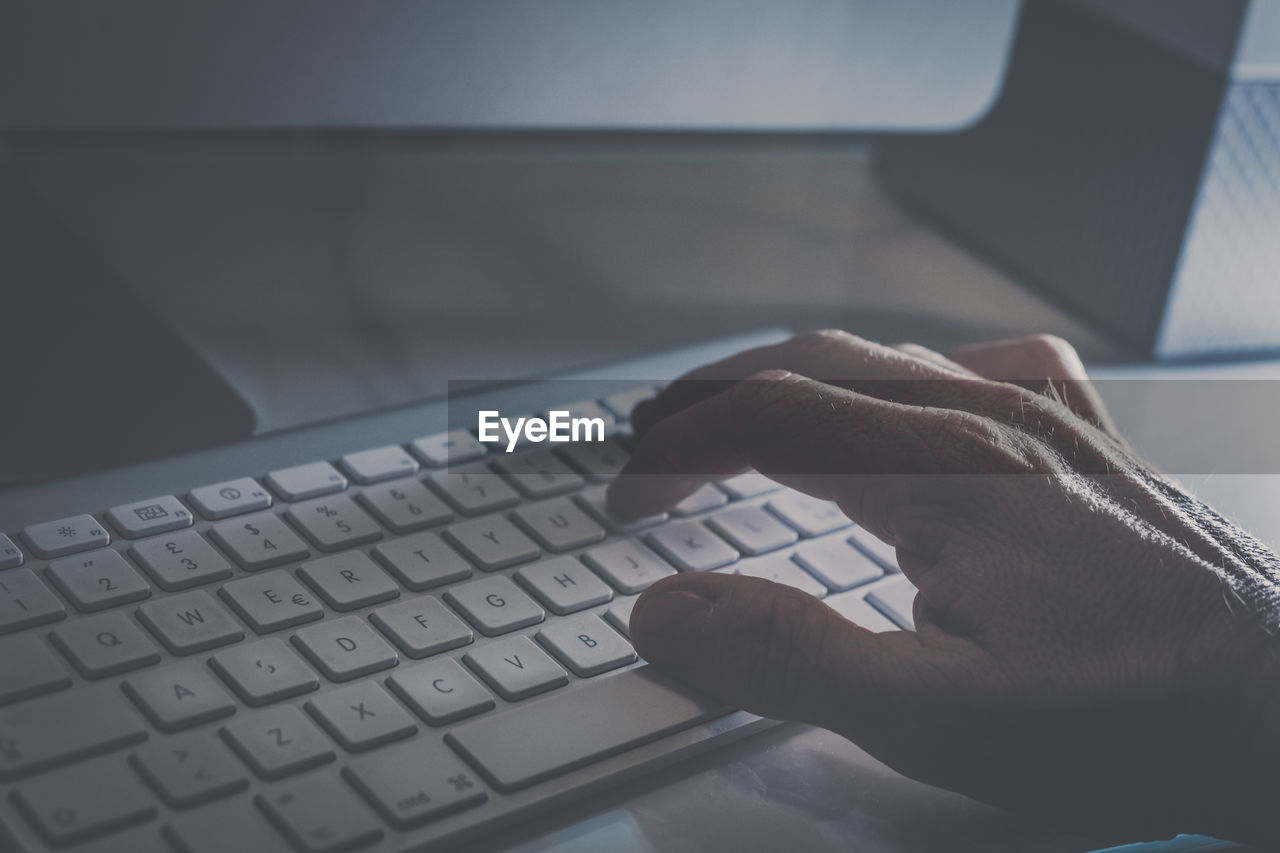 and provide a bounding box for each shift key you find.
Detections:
[0,687,146,779]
